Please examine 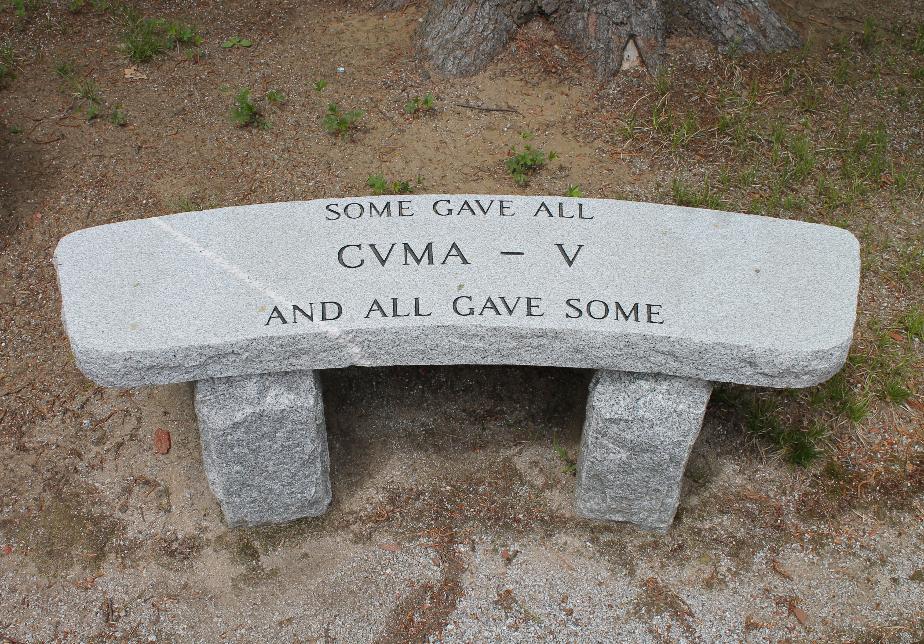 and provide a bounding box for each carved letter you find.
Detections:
[265,306,287,325]
[555,244,584,267]
[369,243,396,266]
[292,304,314,322]
[442,242,470,265]
[614,302,639,322]
[404,242,434,266]
[338,244,363,268]
[365,299,388,318]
